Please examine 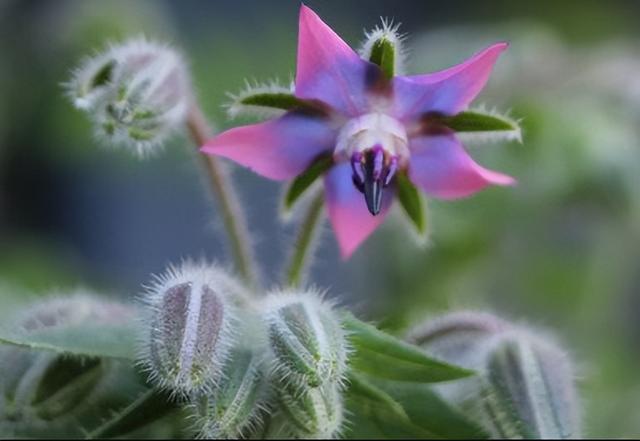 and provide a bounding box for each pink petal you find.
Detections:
[201,114,335,181]
[295,5,375,116]
[392,43,508,121]
[324,162,394,259]
[408,134,515,199]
